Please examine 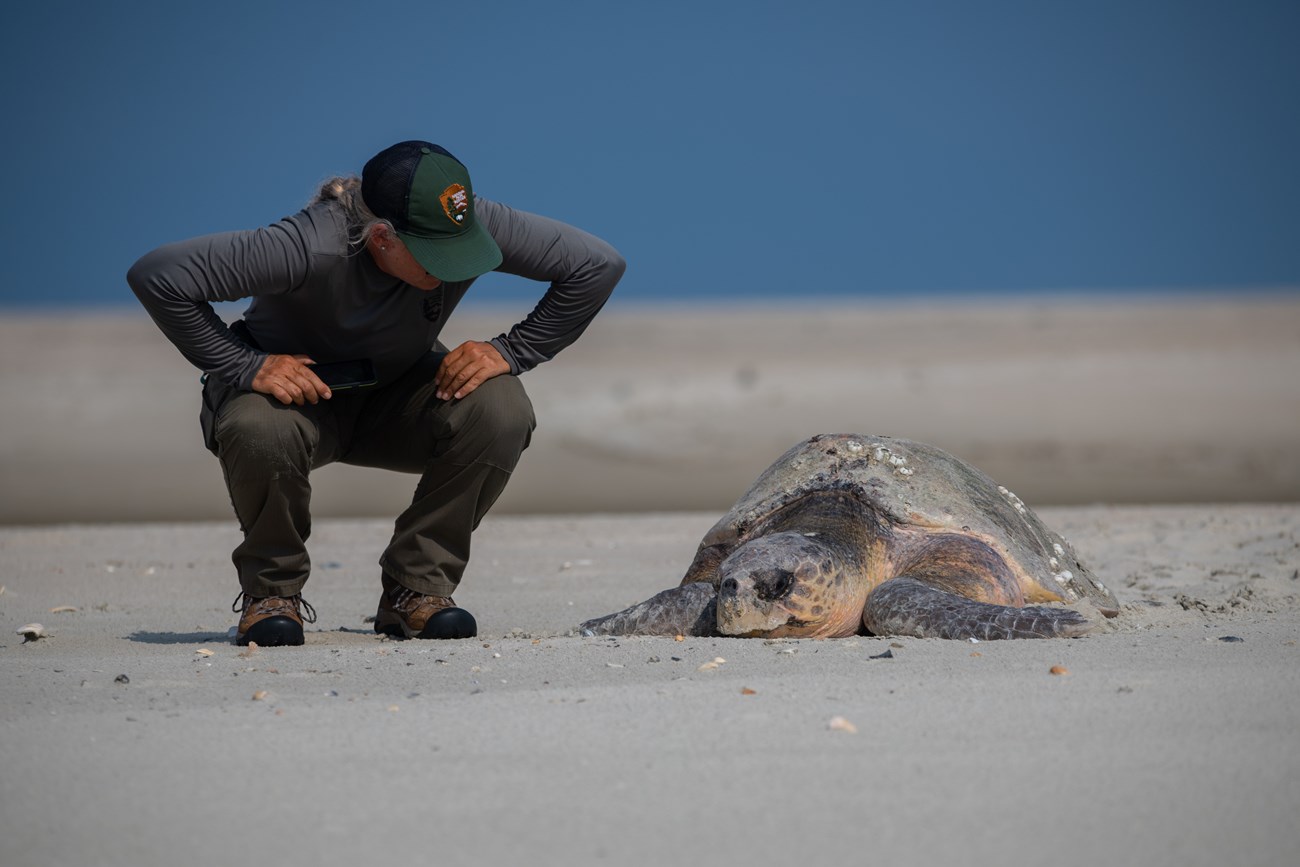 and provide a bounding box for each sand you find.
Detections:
[1,507,1298,866]
[1,295,1298,865]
